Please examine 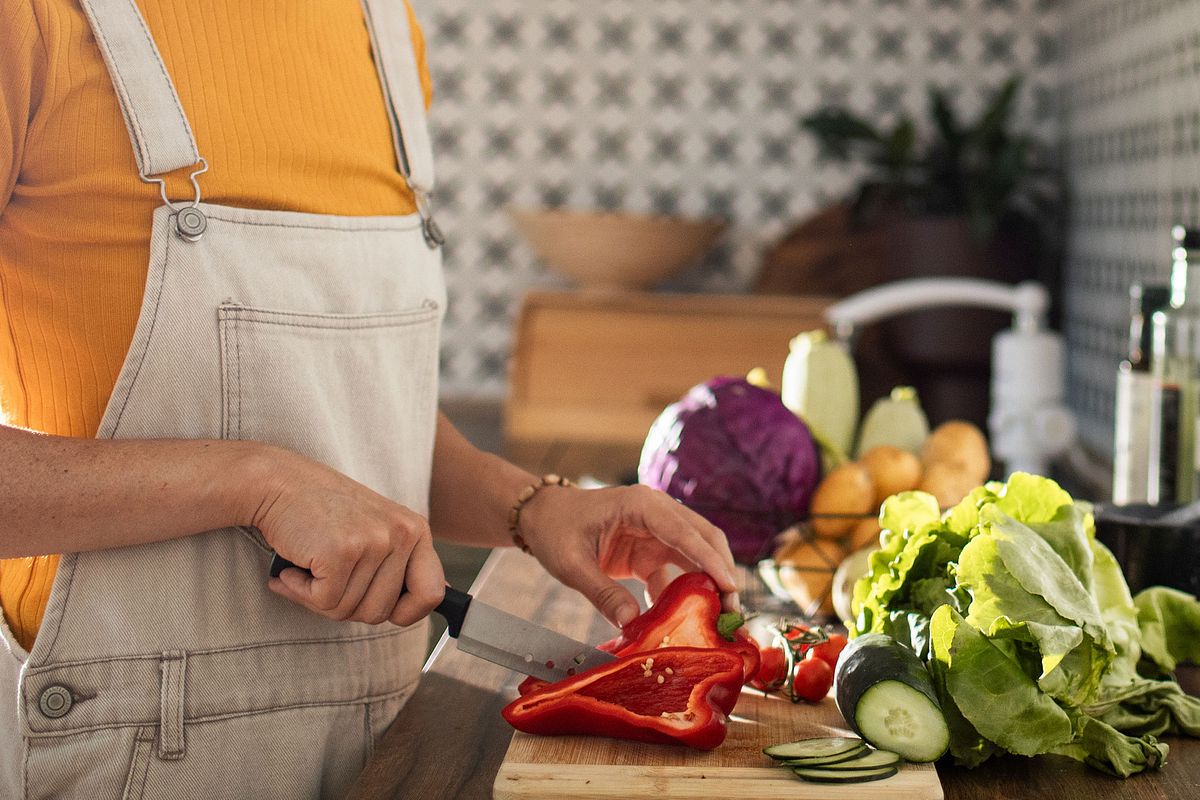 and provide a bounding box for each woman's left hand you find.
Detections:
[516,483,739,628]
